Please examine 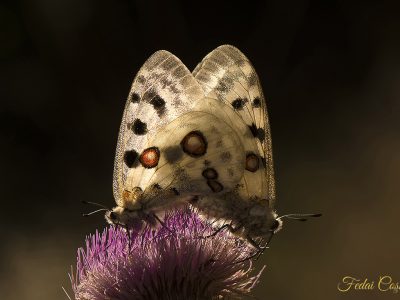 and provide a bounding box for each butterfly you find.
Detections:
[105,45,320,251]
